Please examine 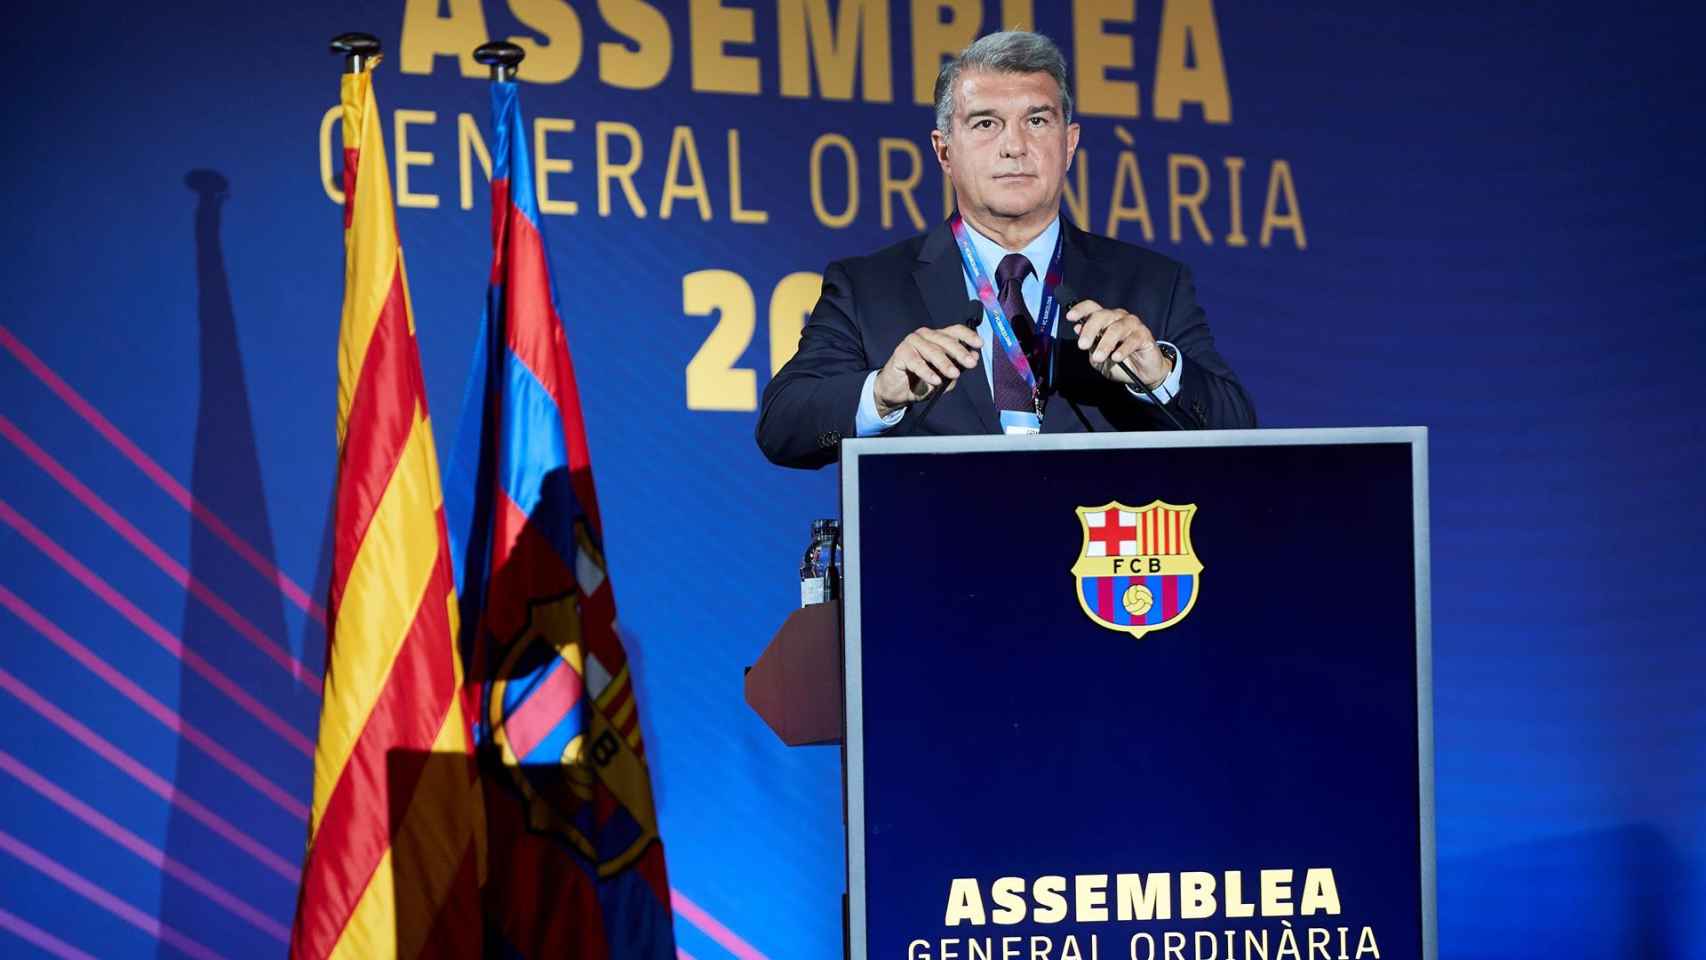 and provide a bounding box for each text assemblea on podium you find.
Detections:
[907,868,1388,960]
